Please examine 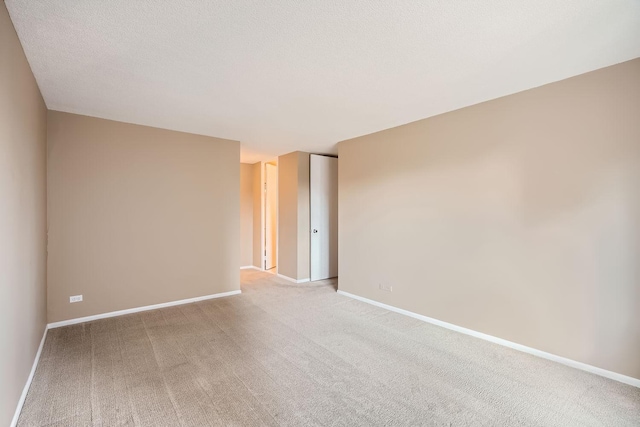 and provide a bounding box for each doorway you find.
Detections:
[264,162,277,272]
